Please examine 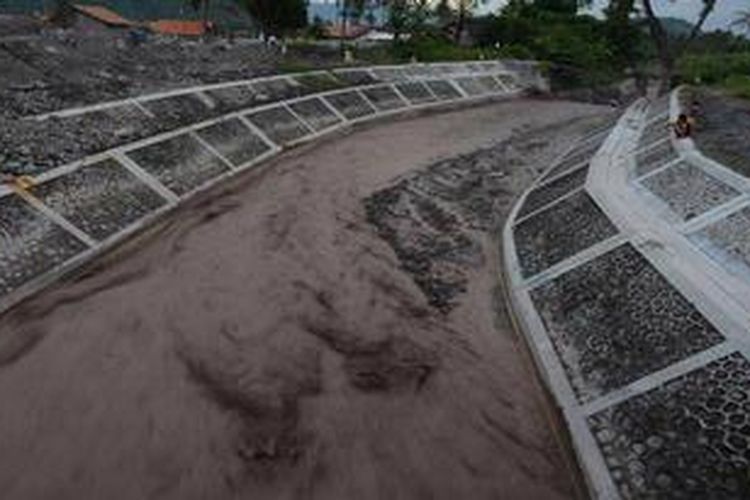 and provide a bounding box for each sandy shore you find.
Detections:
[0,99,607,500]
